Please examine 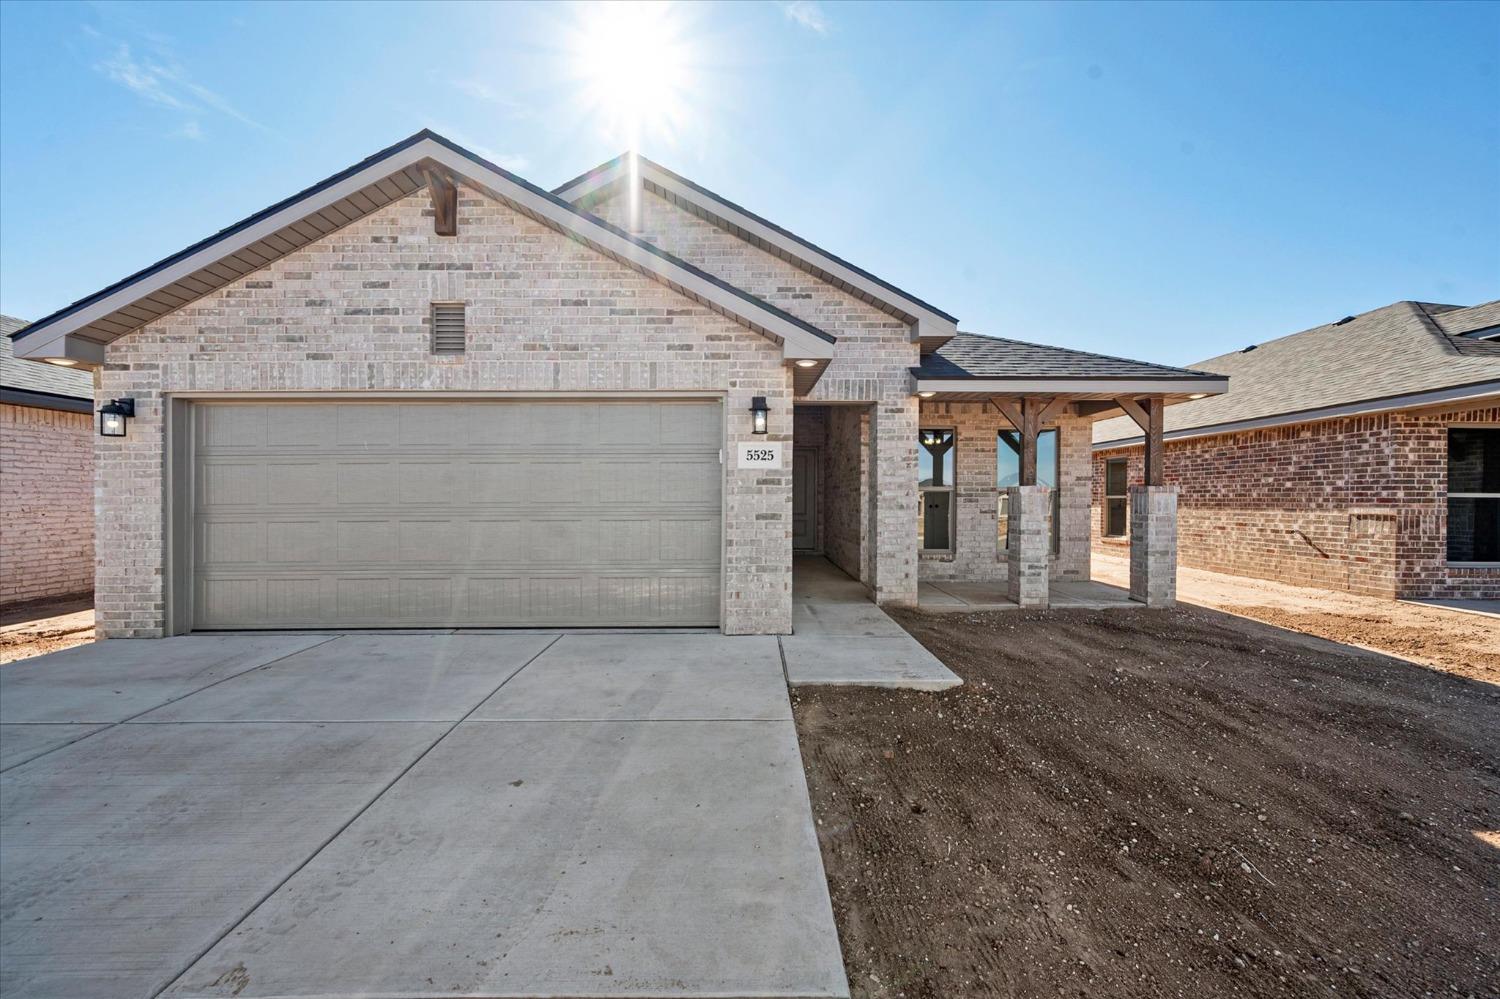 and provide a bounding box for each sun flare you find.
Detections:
[568,1,696,147]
